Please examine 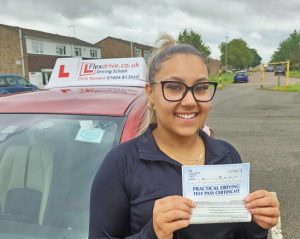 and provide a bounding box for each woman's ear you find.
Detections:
[145,83,154,104]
